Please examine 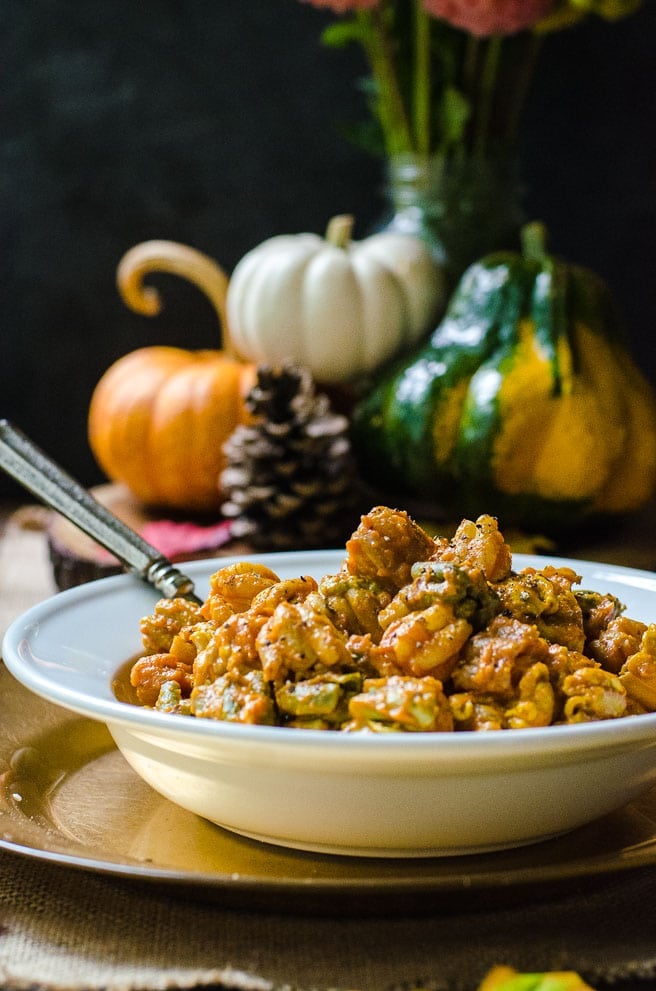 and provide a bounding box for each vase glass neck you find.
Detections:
[382,152,525,283]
